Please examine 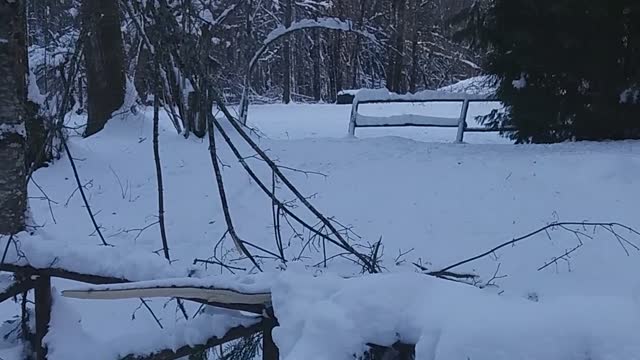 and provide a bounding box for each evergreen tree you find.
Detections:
[476,0,640,143]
